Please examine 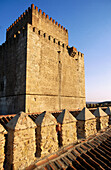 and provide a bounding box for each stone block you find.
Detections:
[6,112,36,170]
[57,109,77,147]
[35,111,58,157]
[93,108,109,131]
[105,107,111,125]
[0,124,7,170]
[76,107,97,138]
